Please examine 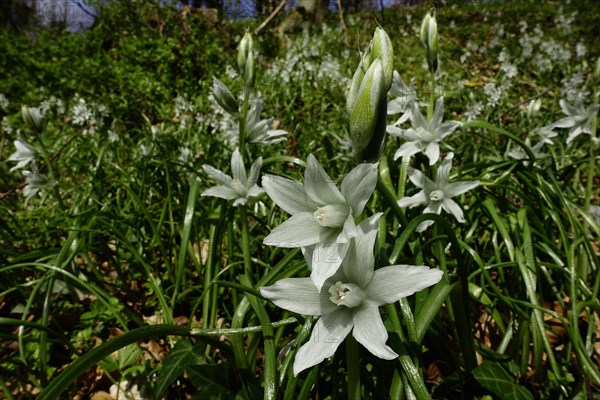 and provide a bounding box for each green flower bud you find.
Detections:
[238,33,255,90]
[349,59,386,157]
[420,9,439,74]
[21,105,43,132]
[237,33,253,75]
[371,27,394,91]
[212,78,239,117]
[243,55,255,90]
[594,56,600,81]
